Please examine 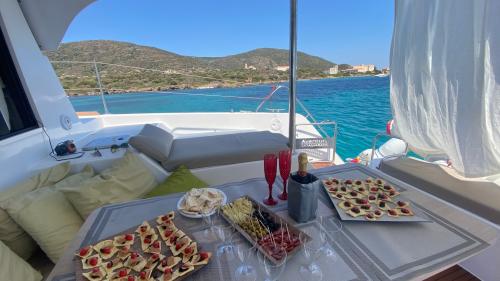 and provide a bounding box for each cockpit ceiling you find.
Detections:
[19,0,95,51]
